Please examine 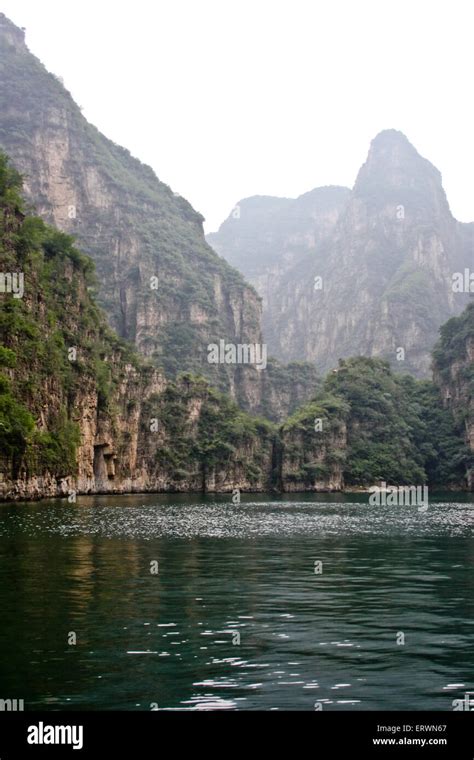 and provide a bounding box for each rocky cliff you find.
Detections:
[0,13,273,413]
[0,154,275,500]
[209,131,473,377]
[279,393,348,492]
[278,355,471,491]
[1,13,471,500]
